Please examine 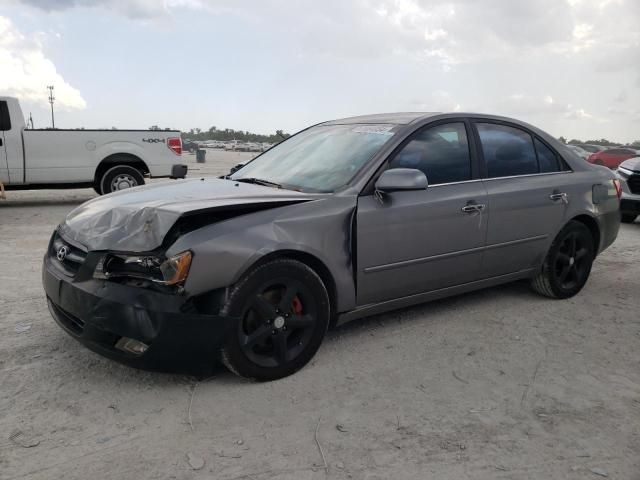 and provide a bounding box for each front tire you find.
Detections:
[531,221,595,299]
[220,258,330,381]
[99,165,145,195]
[621,213,637,224]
